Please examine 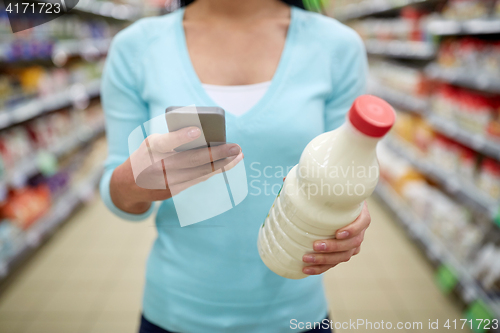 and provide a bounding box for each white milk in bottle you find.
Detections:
[257,95,395,279]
